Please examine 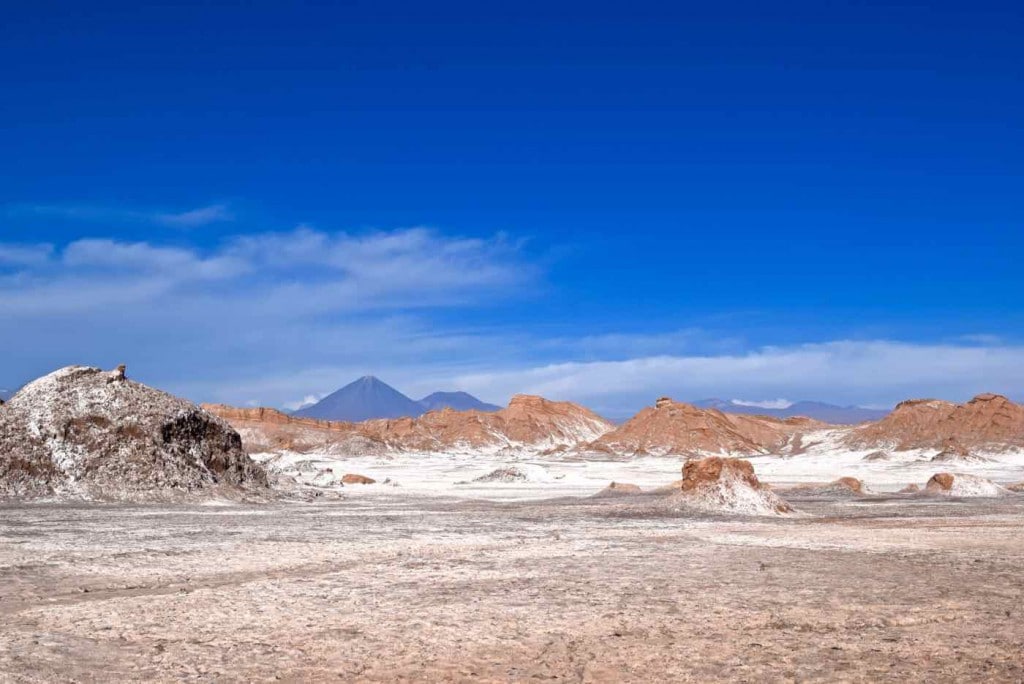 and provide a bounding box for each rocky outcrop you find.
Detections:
[200,404,365,454]
[0,366,268,500]
[845,394,1024,452]
[930,438,990,463]
[669,456,794,515]
[587,398,817,457]
[923,472,1009,497]
[782,476,868,497]
[862,450,890,462]
[472,467,530,483]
